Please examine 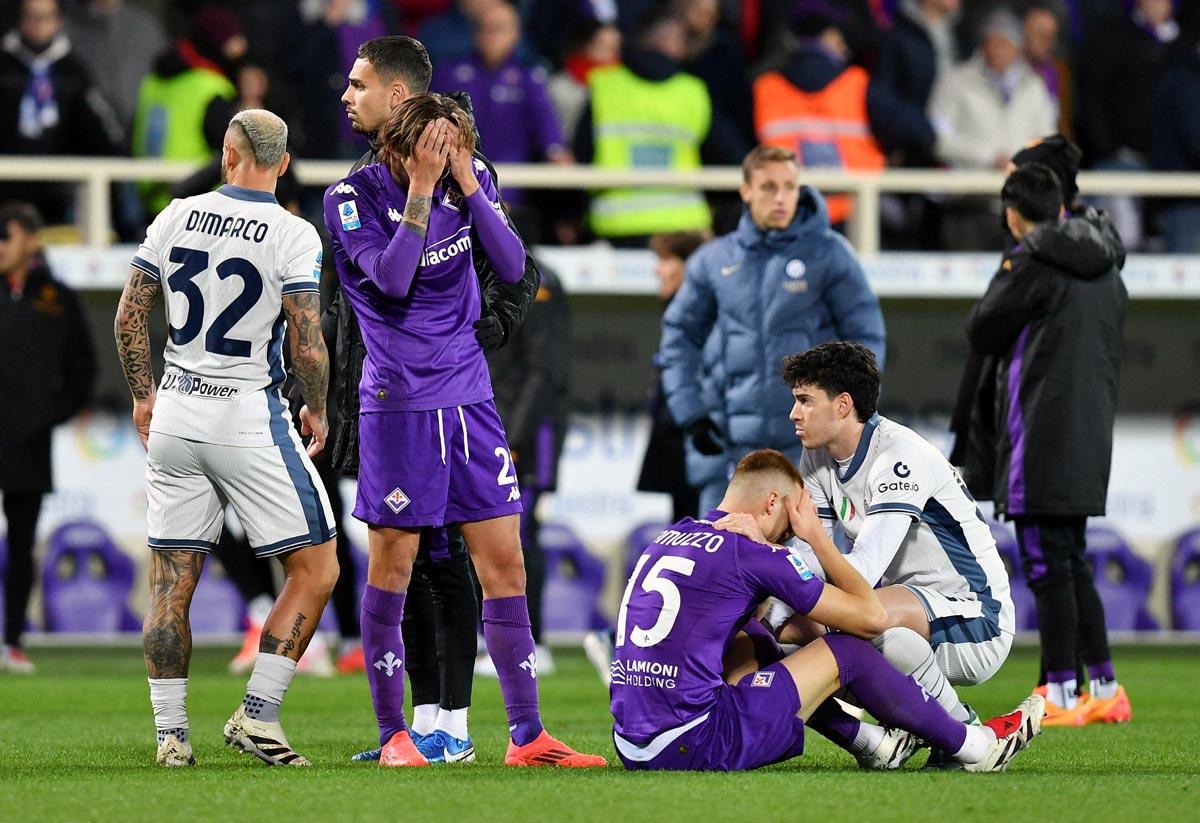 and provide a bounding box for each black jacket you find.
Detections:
[485,265,569,491]
[965,212,1127,518]
[326,101,541,475]
[0,263,96,491]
